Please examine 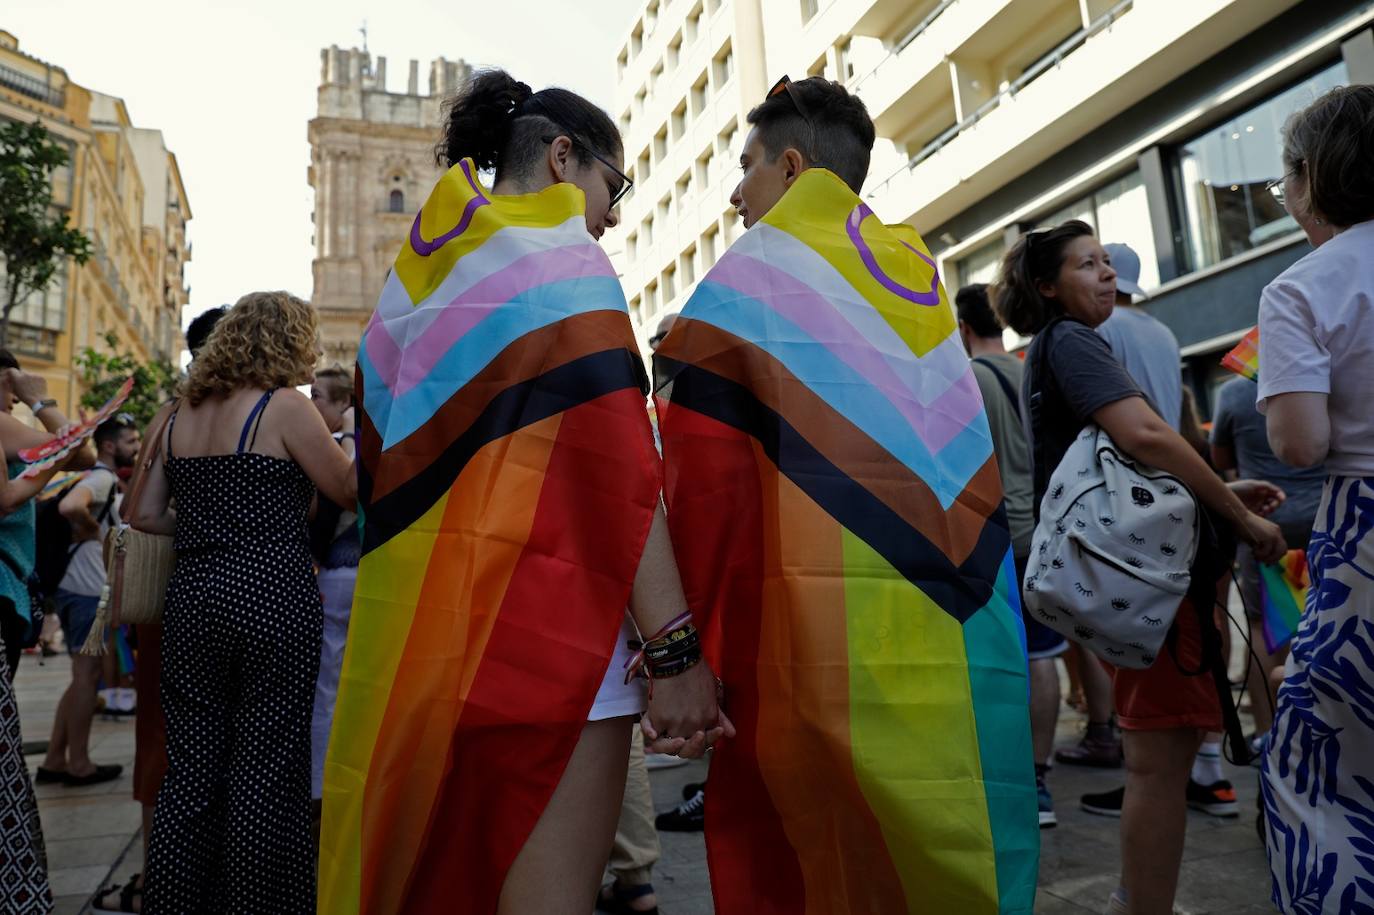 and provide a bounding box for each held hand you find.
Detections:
[642,661,736,759]
[1229,479,1286,517]
[340,406,356,435]
[1238,511,1286,564]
